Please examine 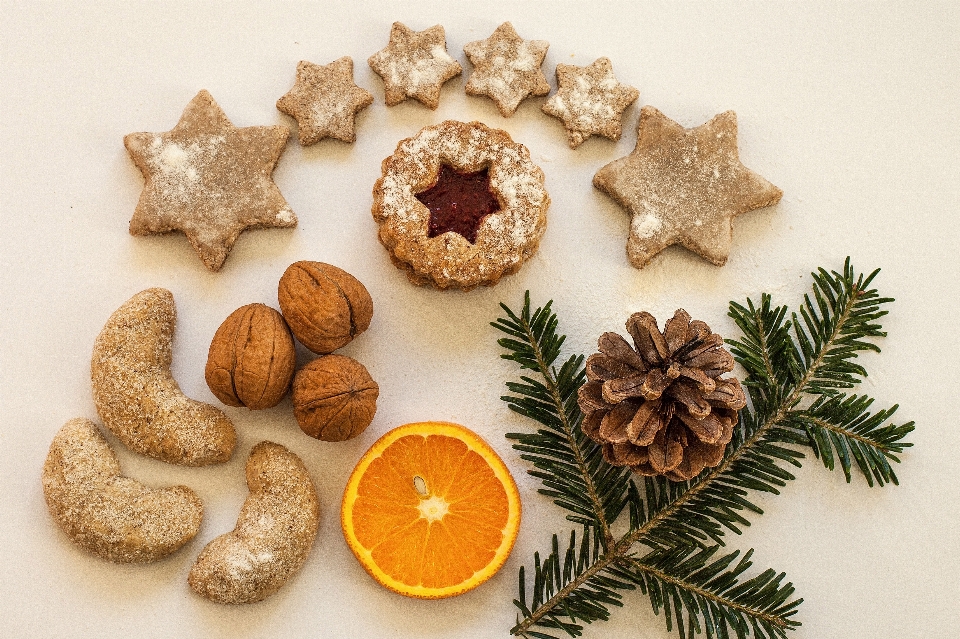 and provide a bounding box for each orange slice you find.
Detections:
[341,421,521,599]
